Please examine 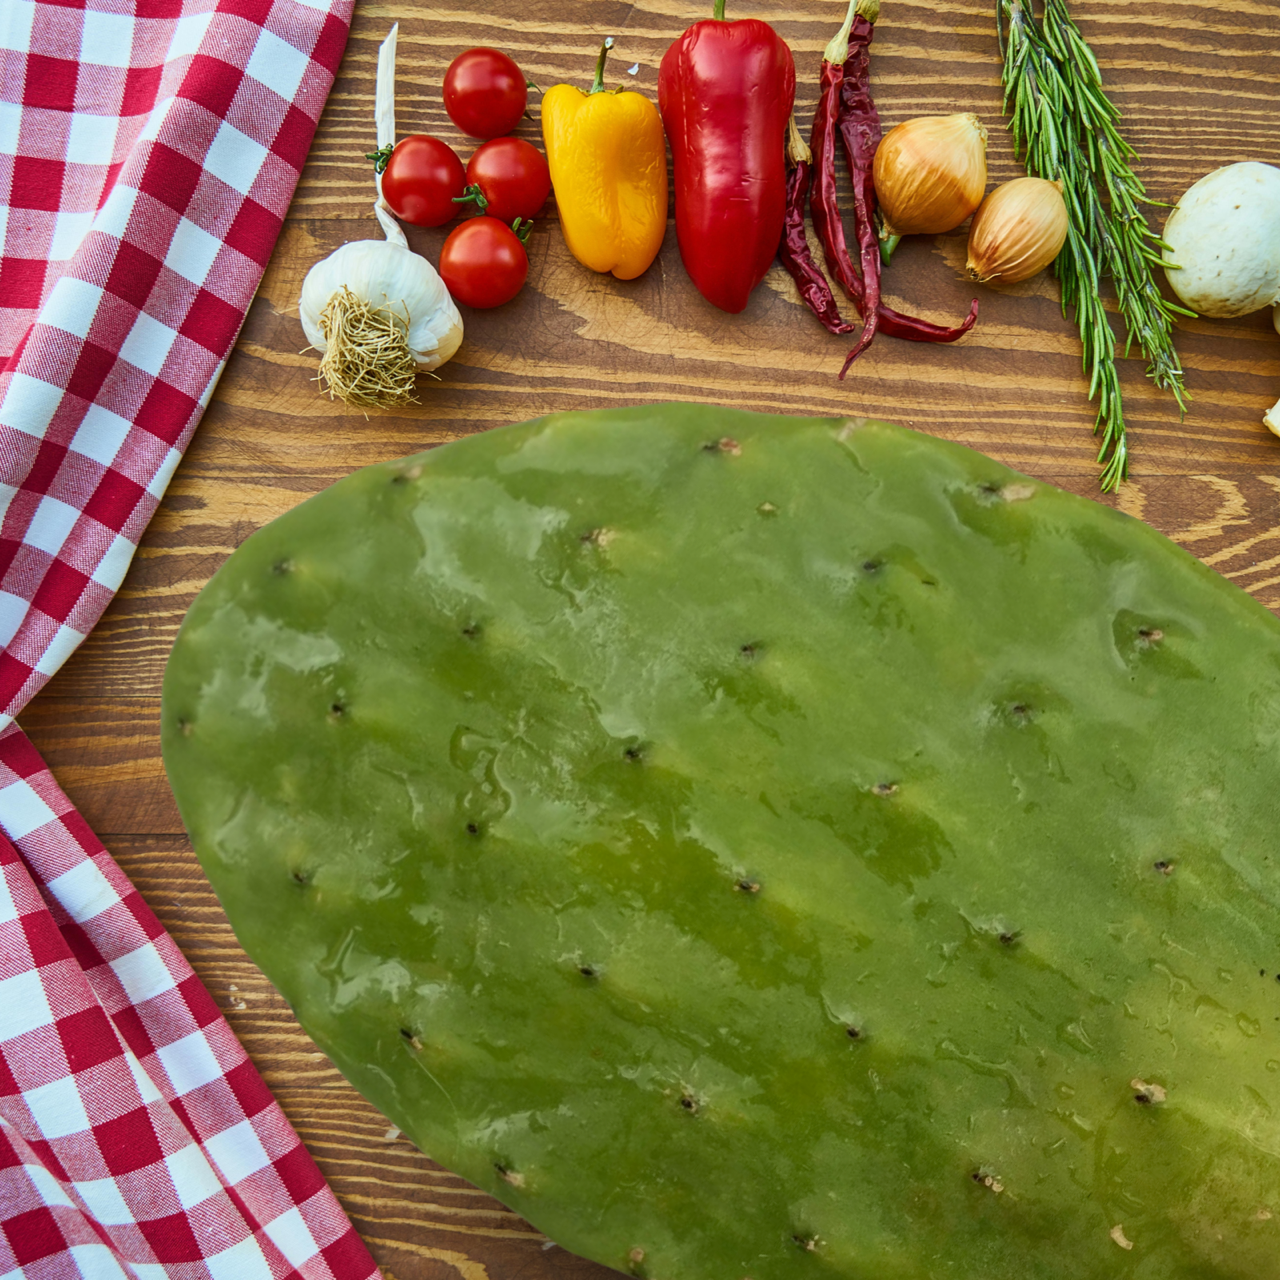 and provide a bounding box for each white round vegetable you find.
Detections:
[299,241,462,373]
[1163,161,1280,439]
[1162,162,1280,317]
